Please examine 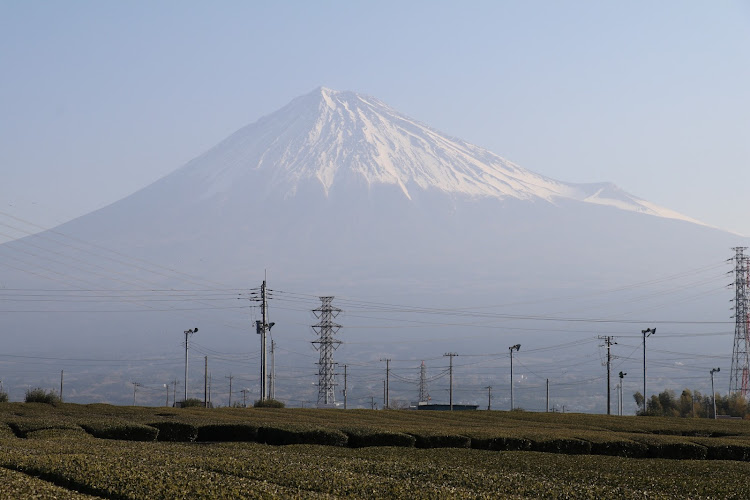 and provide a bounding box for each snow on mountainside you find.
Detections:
[173,87,703,226]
